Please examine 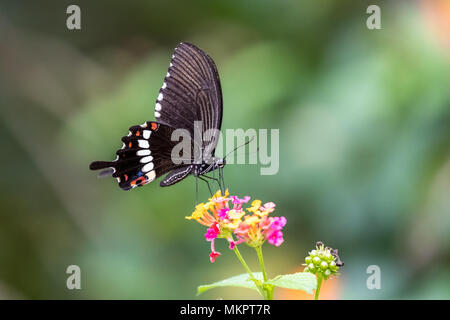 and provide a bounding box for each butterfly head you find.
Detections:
[216,158,226,169]
[205,157,225,170]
